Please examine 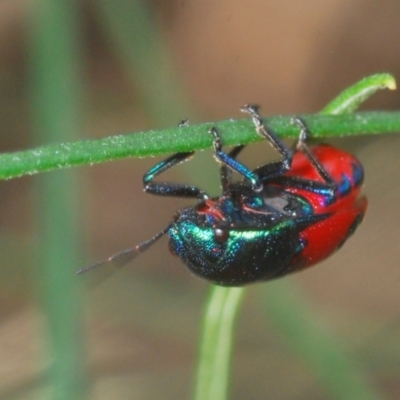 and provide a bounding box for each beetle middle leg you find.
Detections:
[219,145,246,191]
[211,104,294,192]
[241,104,293,178]
[209,127,263,192]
